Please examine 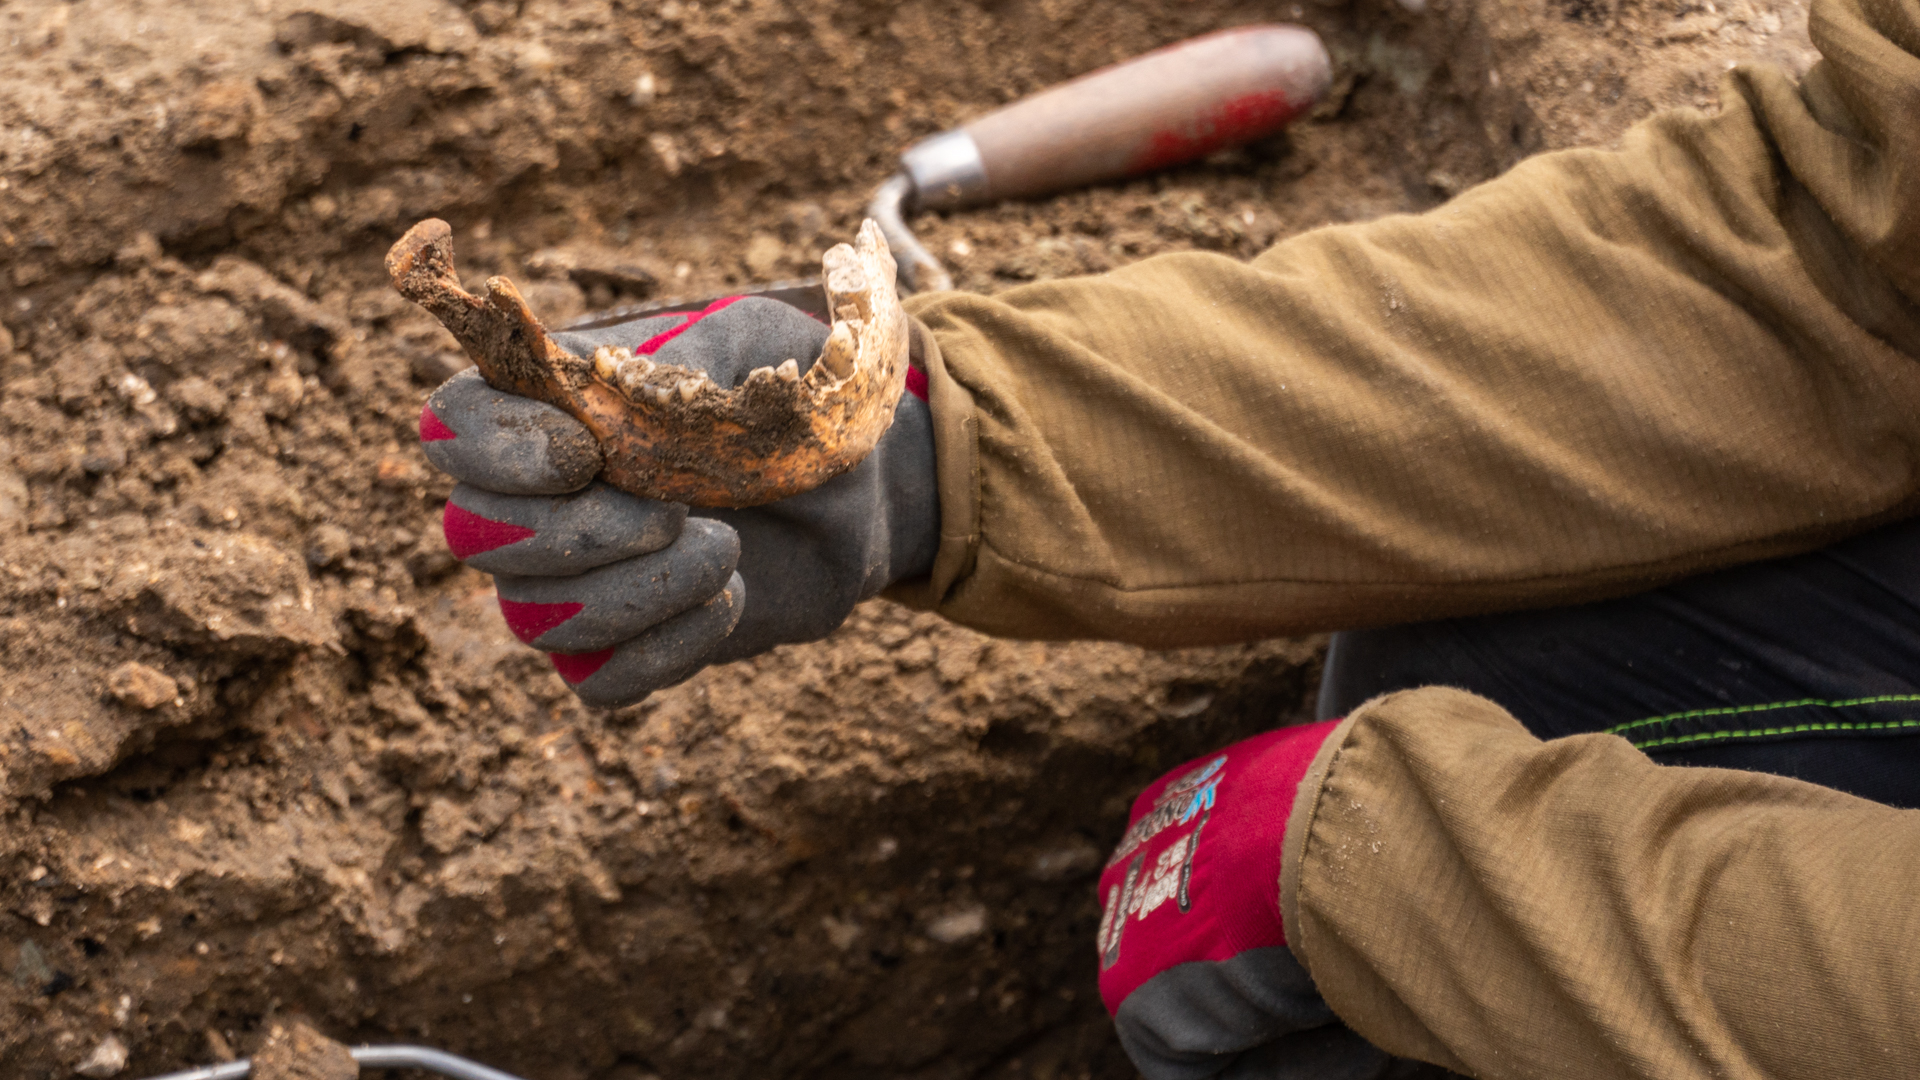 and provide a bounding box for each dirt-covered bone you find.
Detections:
[387,218,910,508]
